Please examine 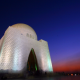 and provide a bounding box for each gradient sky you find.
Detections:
[0,0,80,73]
